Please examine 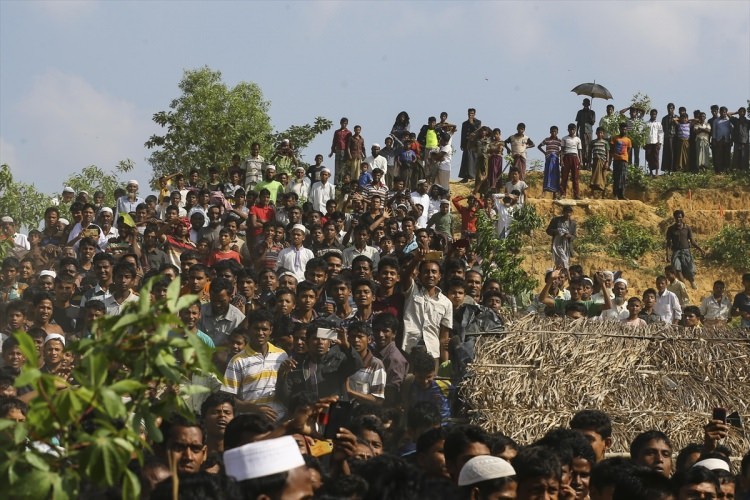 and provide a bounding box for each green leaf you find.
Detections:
[122,468,141,499]
[180,384,210,396]
[99,388,127,419]
[13,364,42,387]
[109,379,144,395]
[24,450,51,471]
[112,313,141,330]
[13,331,39,368]
[80,434,130,486]
[81,351,109,388]
[11,469,54,498]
